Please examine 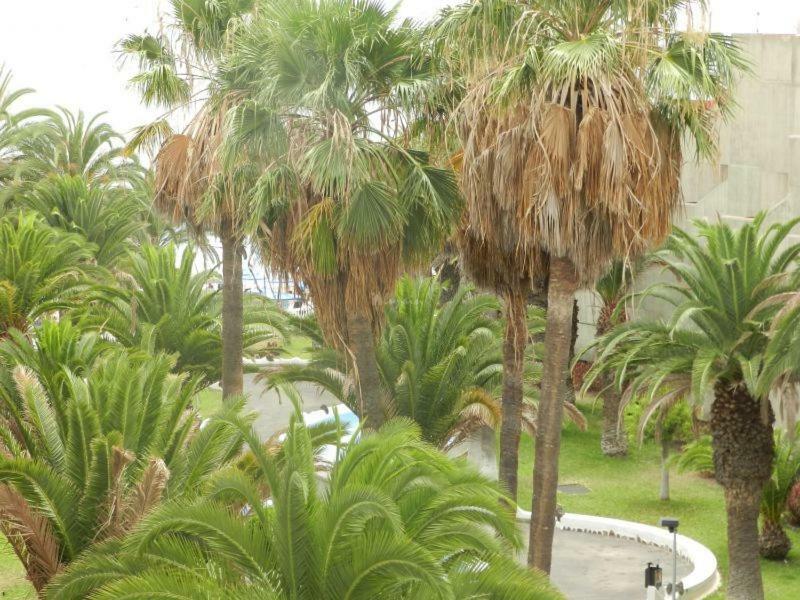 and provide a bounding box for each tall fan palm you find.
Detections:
[120,0,260,398]
[585,215,800,599]
[0,347,248,593]
[0,212,95,336]
[17,175,146,266]
[87,243,288,385]
[269,277,503,449]
[224,0,462,427]
[438,0,746,572]
[47,413,562,600]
